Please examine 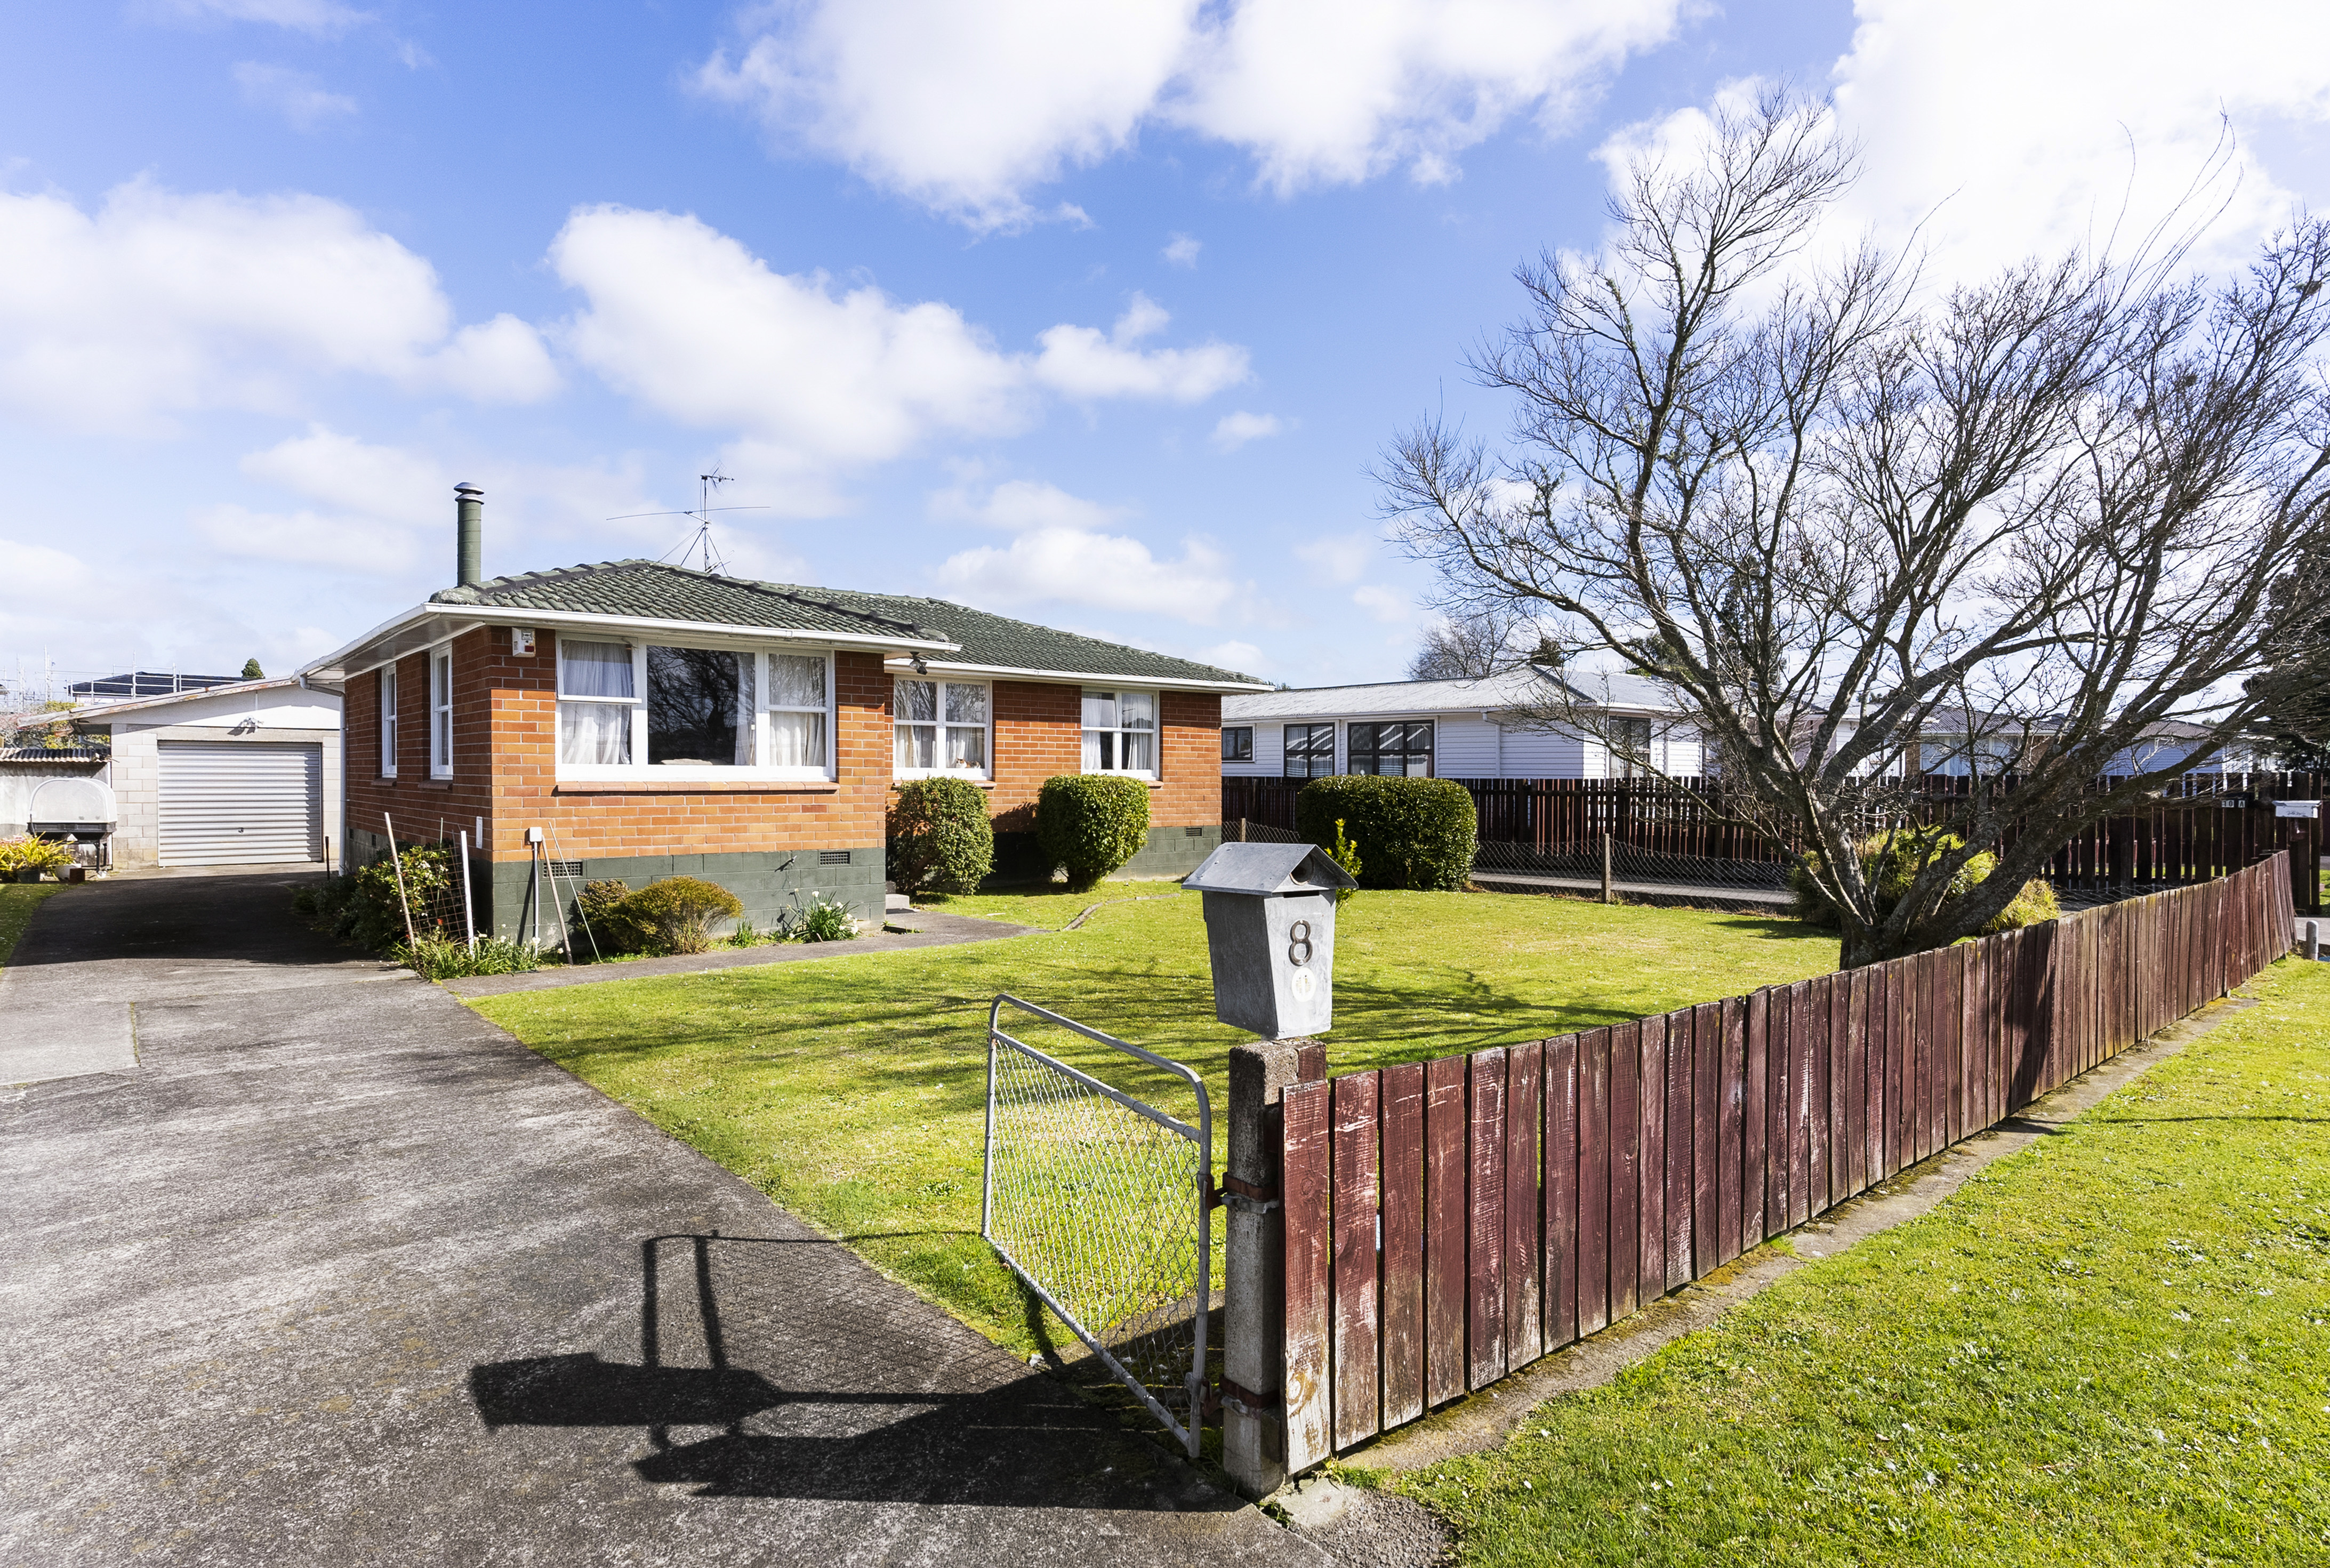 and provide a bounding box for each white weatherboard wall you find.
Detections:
[1224,712,1694,780]
[97,684,343,869]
